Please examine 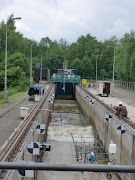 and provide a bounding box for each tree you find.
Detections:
[116,30,135,81]
[8,52,29,77]
[100,69,107,78]
[81,56,94,77]
[7,66,26,87]
[71,58,82,76]
[58,38,69,65]
[0,66,26,90]
[45,43,63,74]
